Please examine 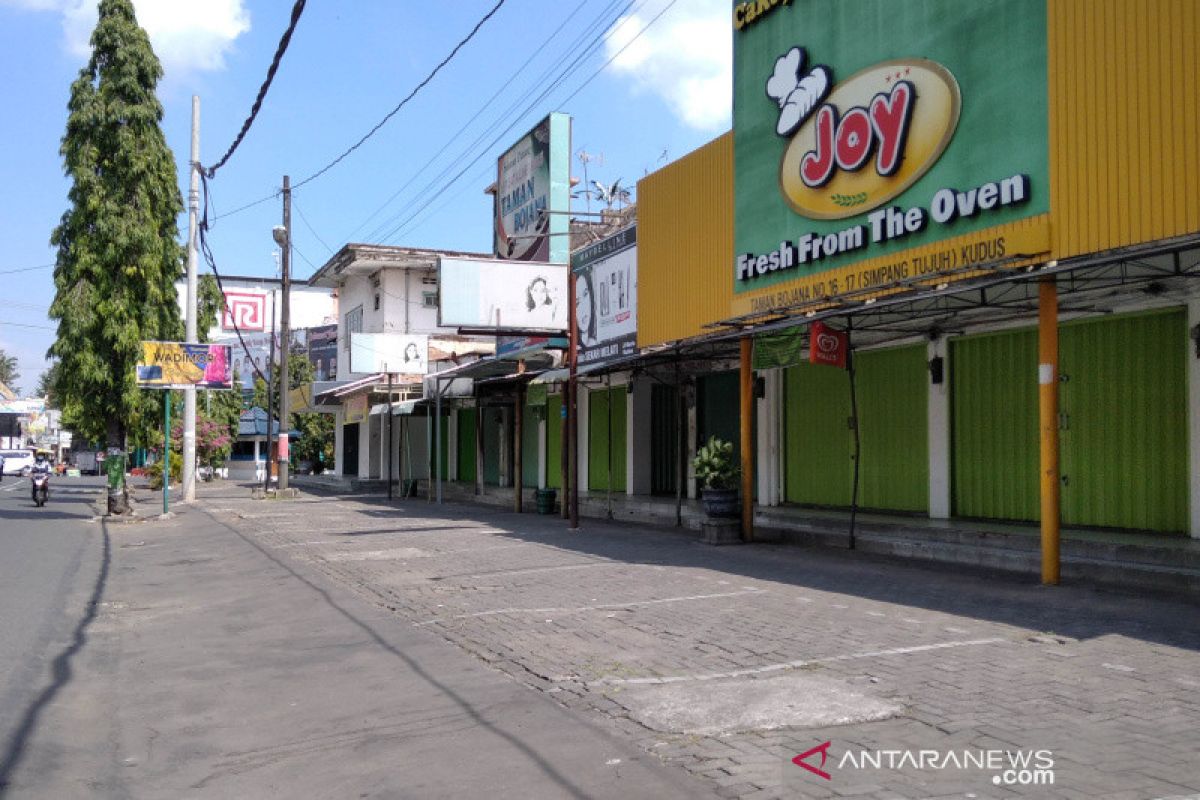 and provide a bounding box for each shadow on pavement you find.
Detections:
[327,492,1200,654]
